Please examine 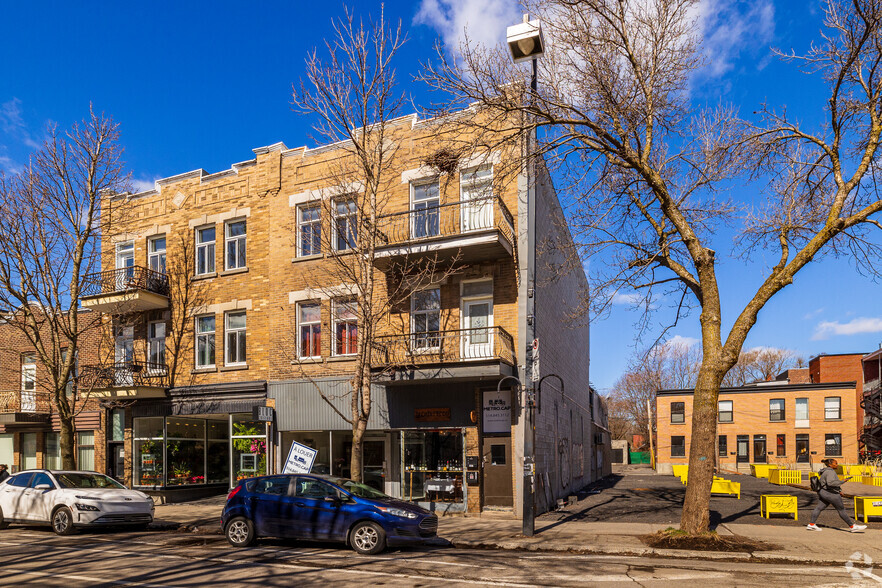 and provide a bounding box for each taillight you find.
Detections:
[227,485,242,501]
